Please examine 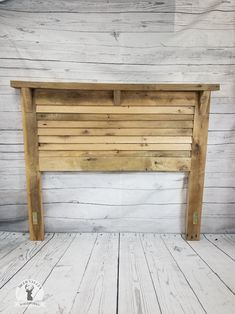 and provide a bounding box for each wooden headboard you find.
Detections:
[11,81,219,241]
